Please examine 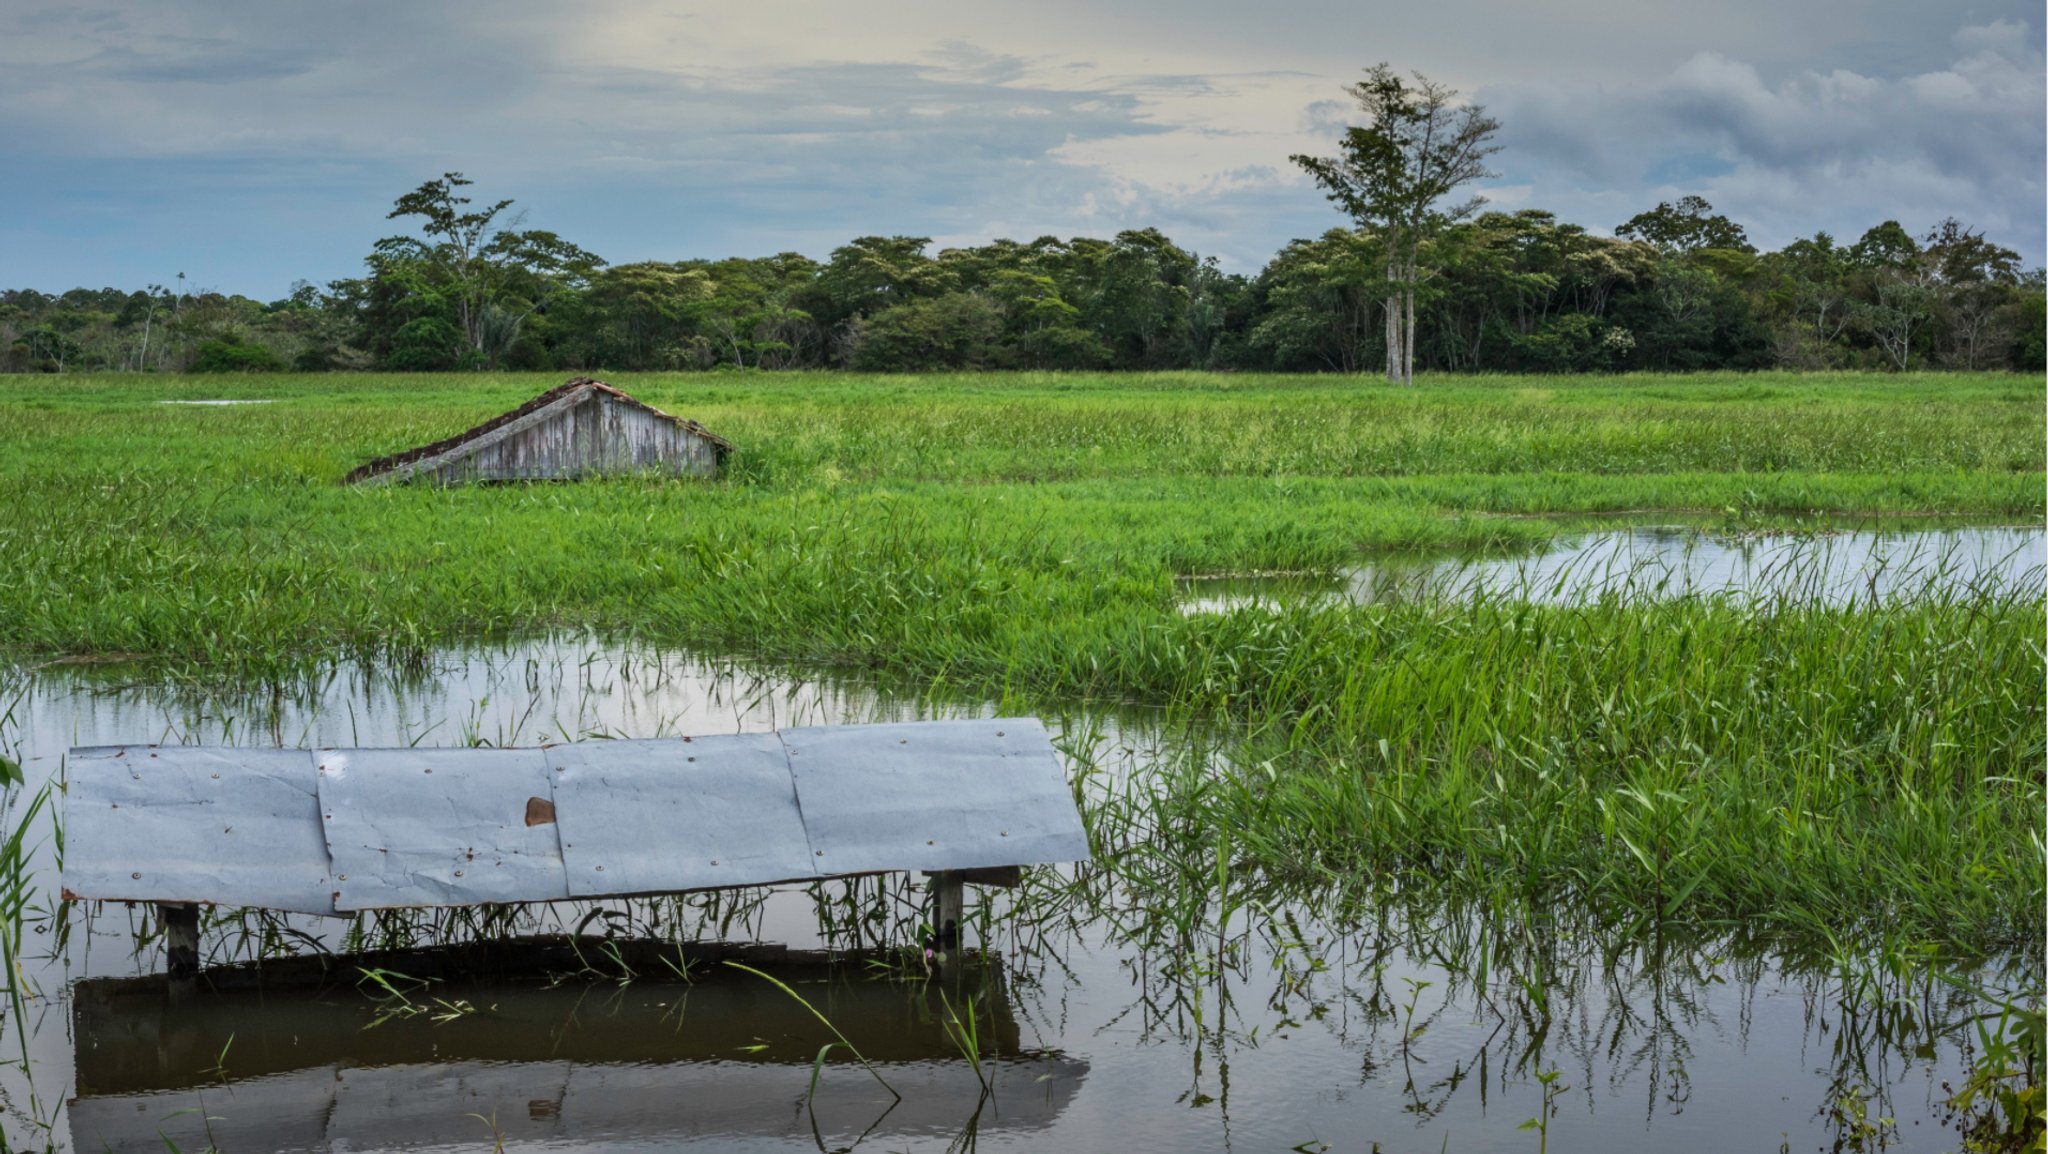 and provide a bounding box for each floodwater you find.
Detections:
[1182,525,2046,612]
[0,637,2020,1152]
